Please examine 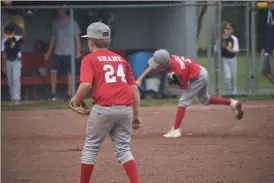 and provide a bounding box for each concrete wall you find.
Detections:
[2,6,197,58]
